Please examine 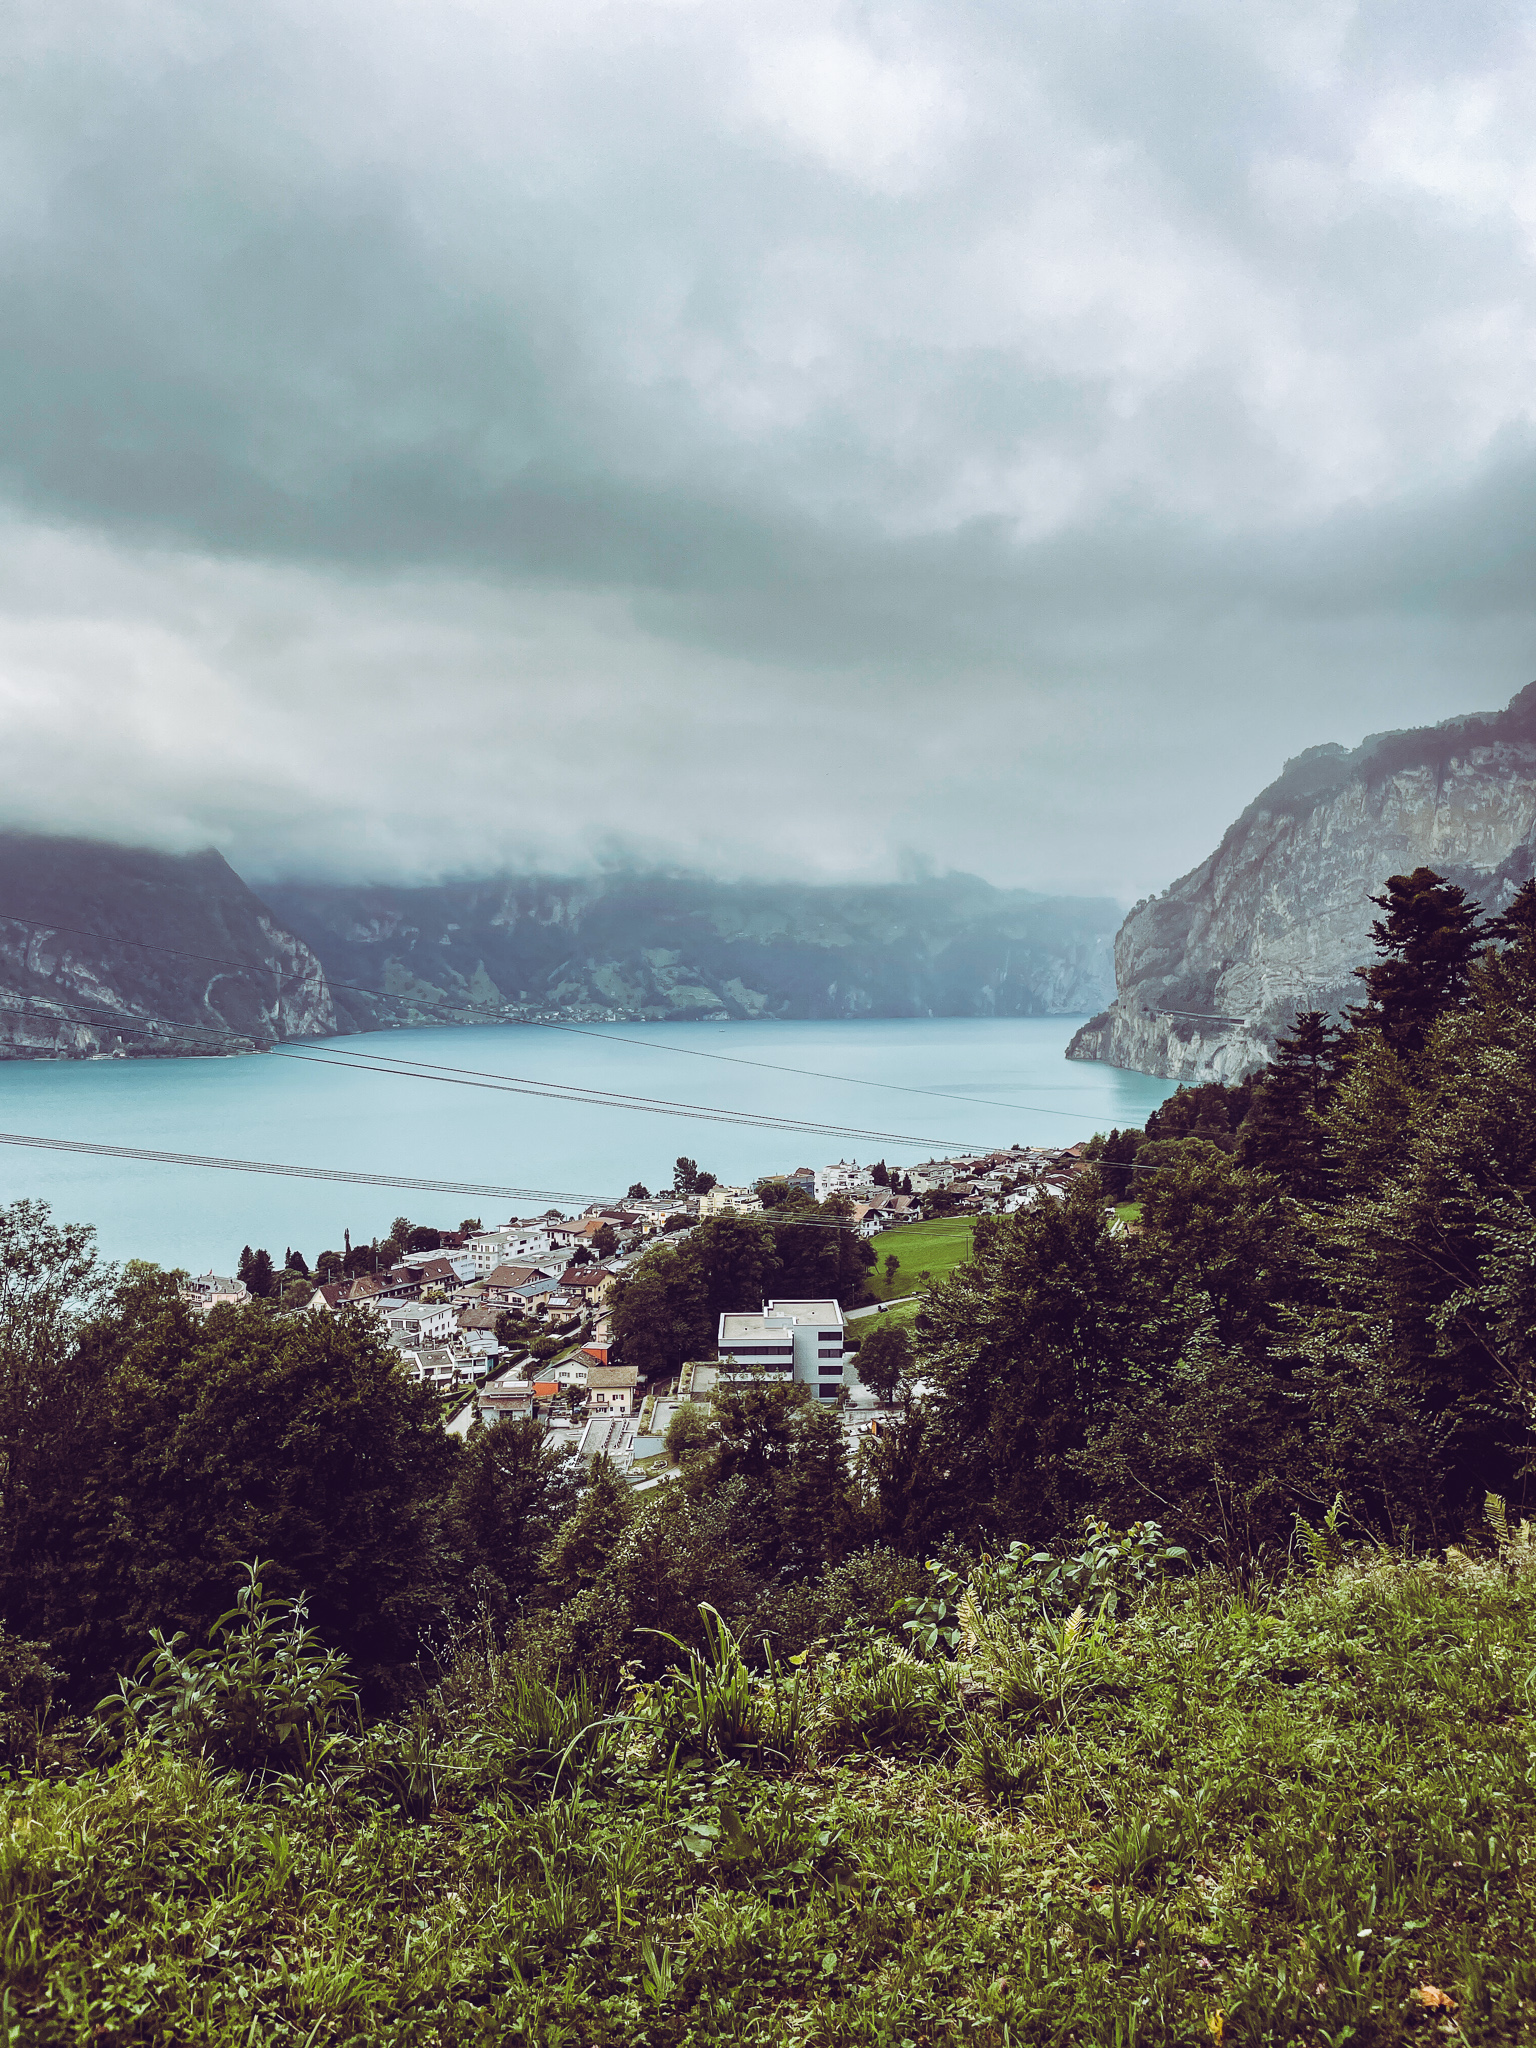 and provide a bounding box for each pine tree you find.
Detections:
[1351,867,1483,1054]
[1238,1010,1344,1198]
[1480,876,1536,1002]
